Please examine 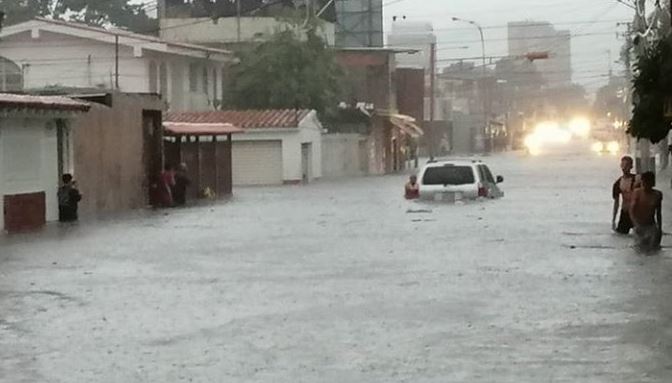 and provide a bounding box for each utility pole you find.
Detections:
[429,42,436,161]
[236,0,242,43]
[367,0,373,46]
[114,34,120,90]
[618,22,634,153]
[633,0,652,172]
[452,17,489,153]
